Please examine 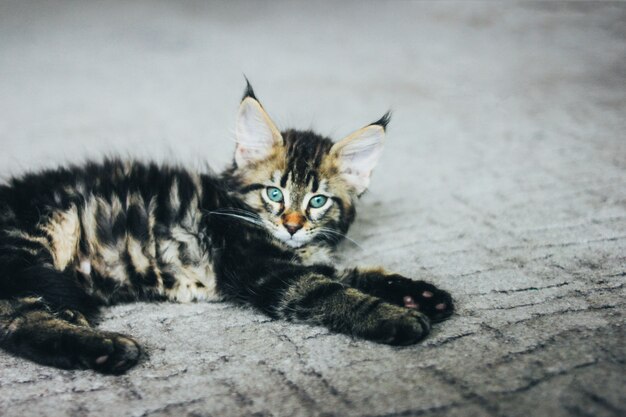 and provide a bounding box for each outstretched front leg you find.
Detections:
[220,260,432,345]
[340,268,454,322]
